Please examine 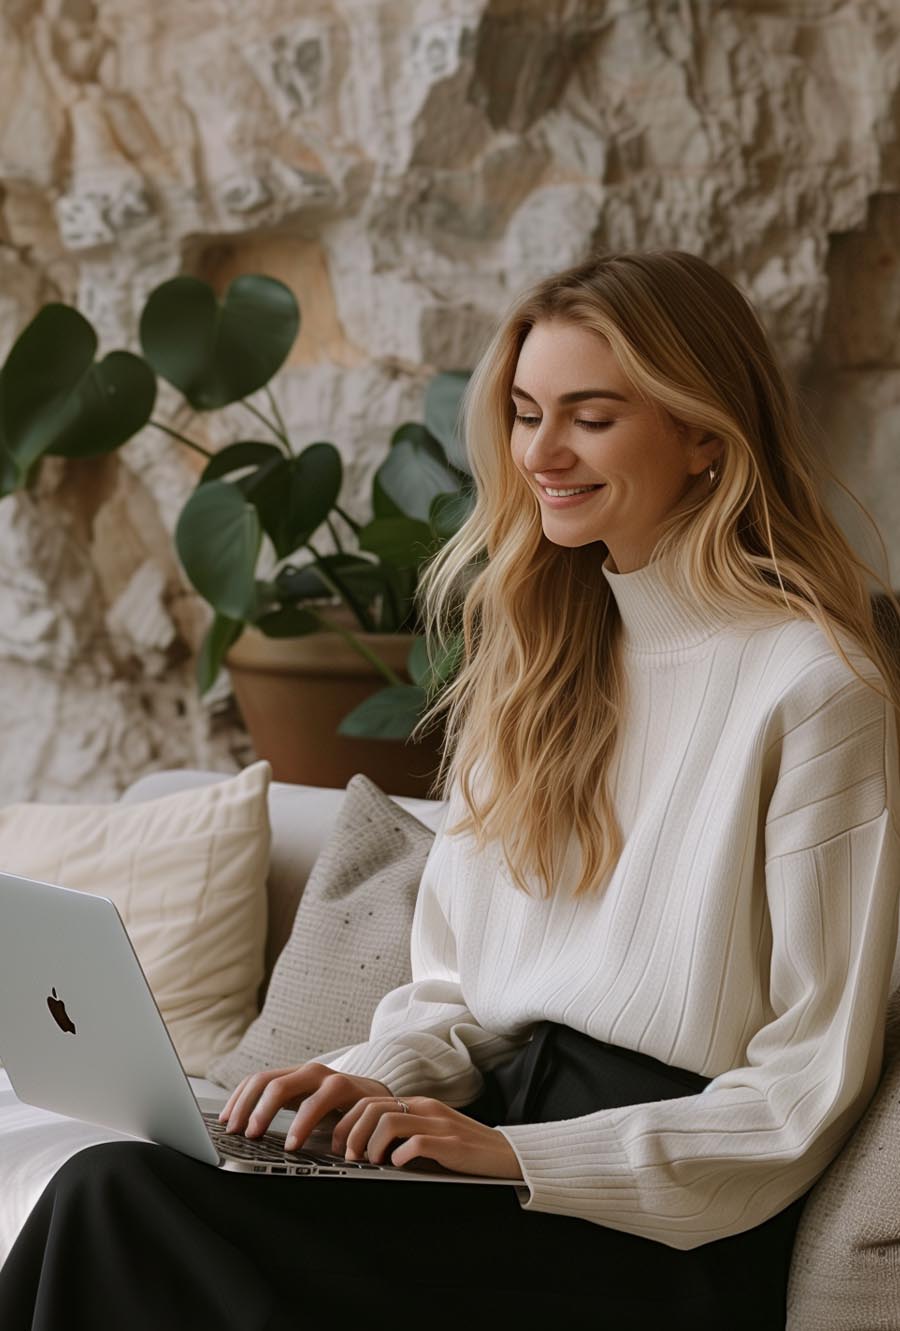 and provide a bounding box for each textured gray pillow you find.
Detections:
[206,773,435,1091]
[786,985,900,1329]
